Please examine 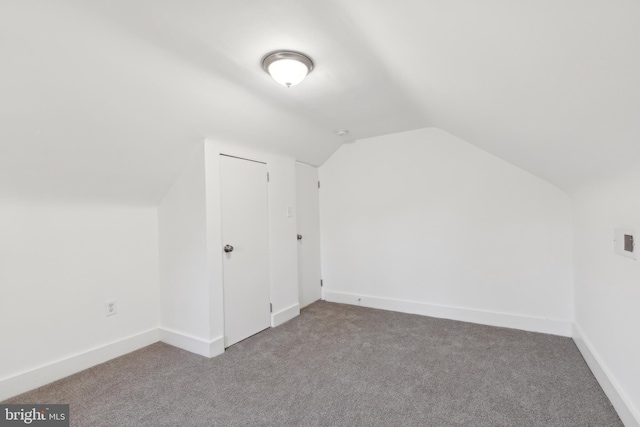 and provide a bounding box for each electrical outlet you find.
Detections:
[105,299,117,317]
